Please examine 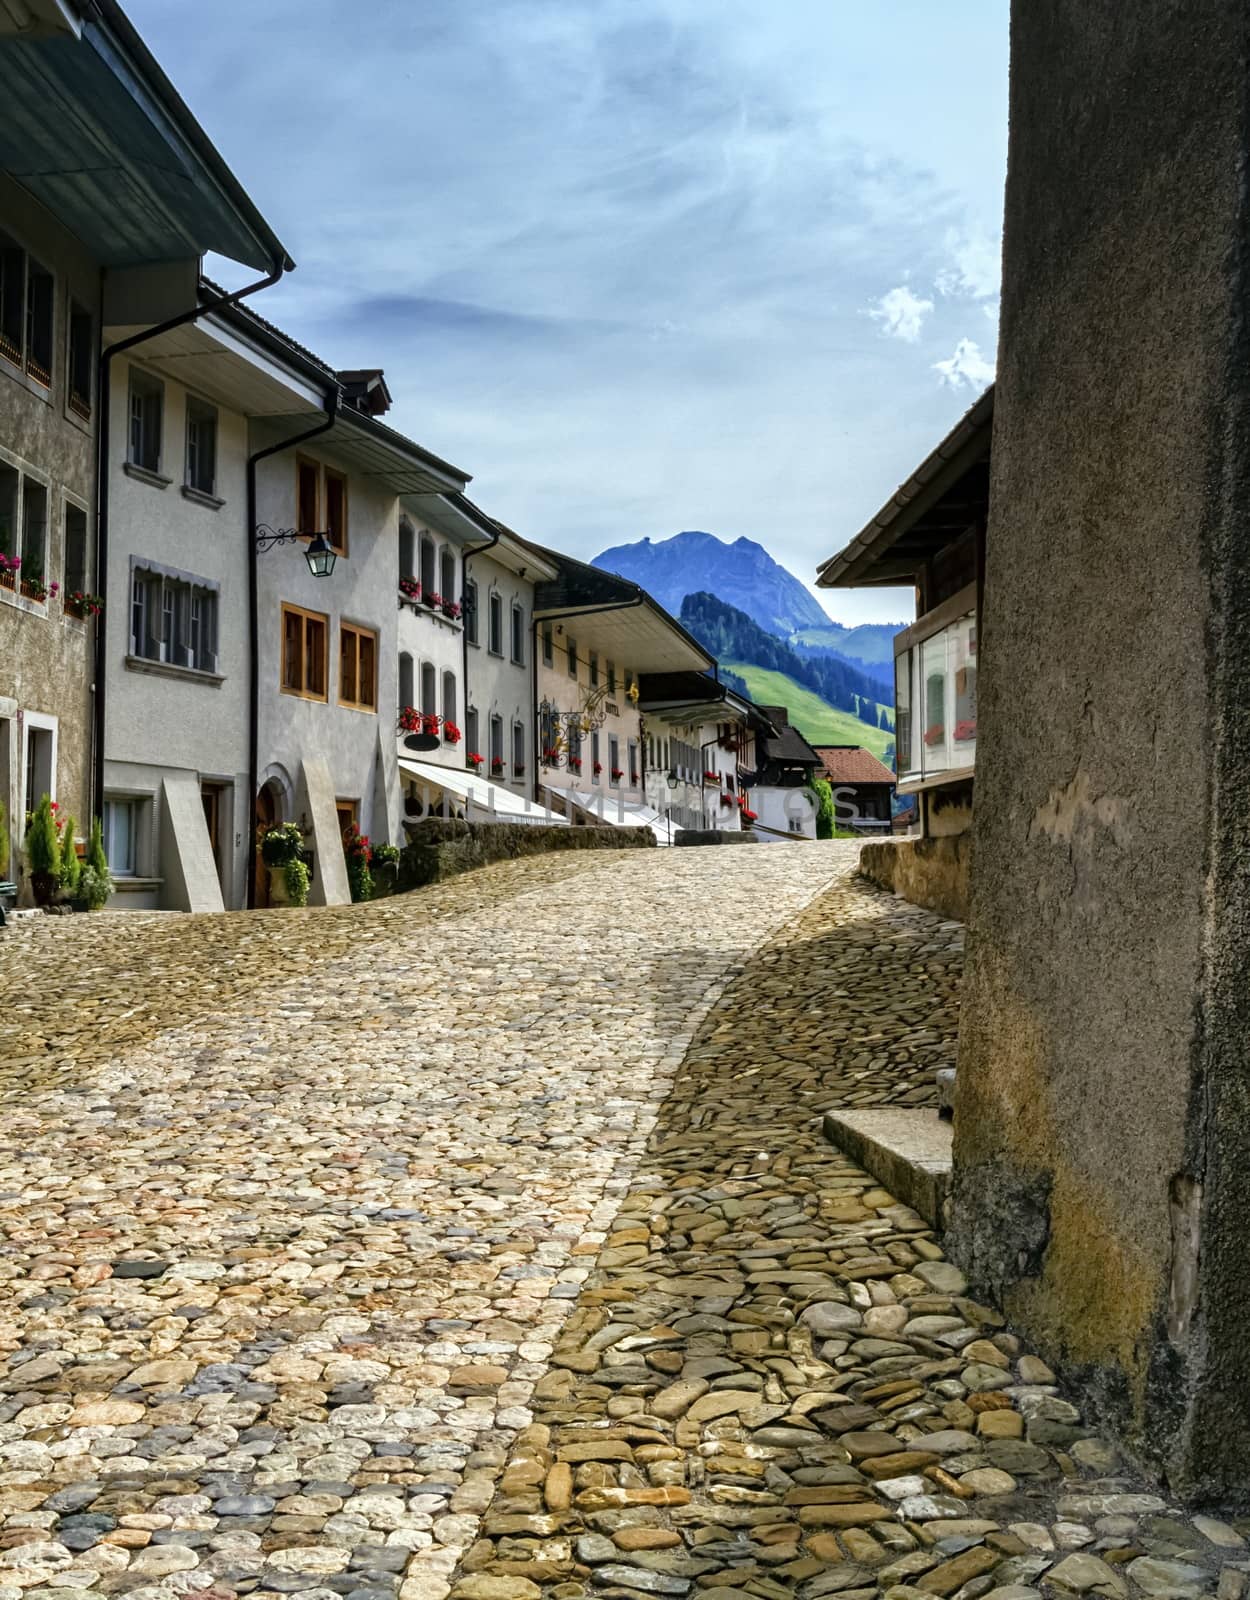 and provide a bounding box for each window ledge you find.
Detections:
[123,461,172,490]
[112,875,163,892]
[181,484,225,511]
[125,653,225,687]
[0,356,53,407]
